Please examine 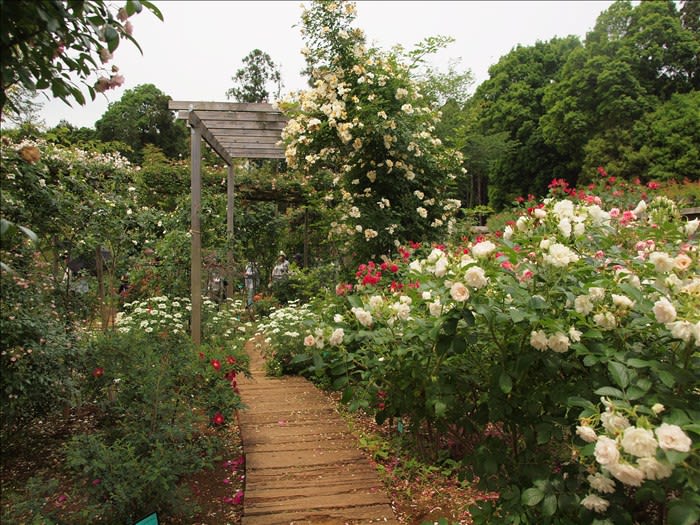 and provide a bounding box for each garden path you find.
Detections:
[237,339,399,525]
